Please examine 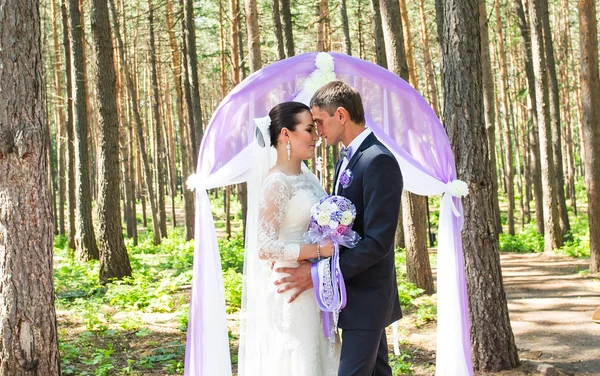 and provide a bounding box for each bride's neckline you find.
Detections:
[269,170,304,178]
